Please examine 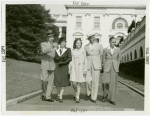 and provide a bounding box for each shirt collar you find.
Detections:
[107,46,117,50]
